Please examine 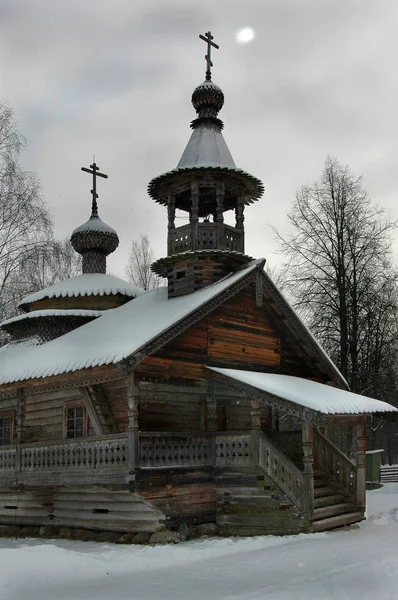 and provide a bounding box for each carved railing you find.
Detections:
[20,434,128,472]
[313,429,357,500]
[224,224,244,252]
[168,224,191,254]
[139,433,212,468]
[258,431,306,512]
[168,223,244,255]
[215,433,252,467]
[0,446,16,470]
